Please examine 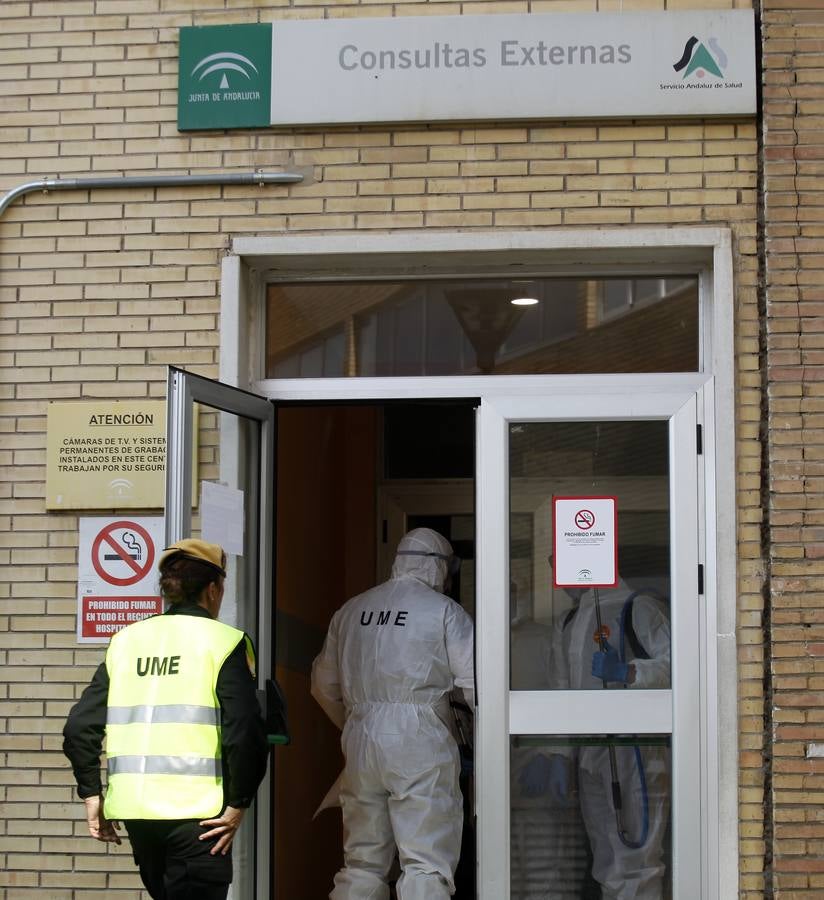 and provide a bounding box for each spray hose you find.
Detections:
[614,590,655,849]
